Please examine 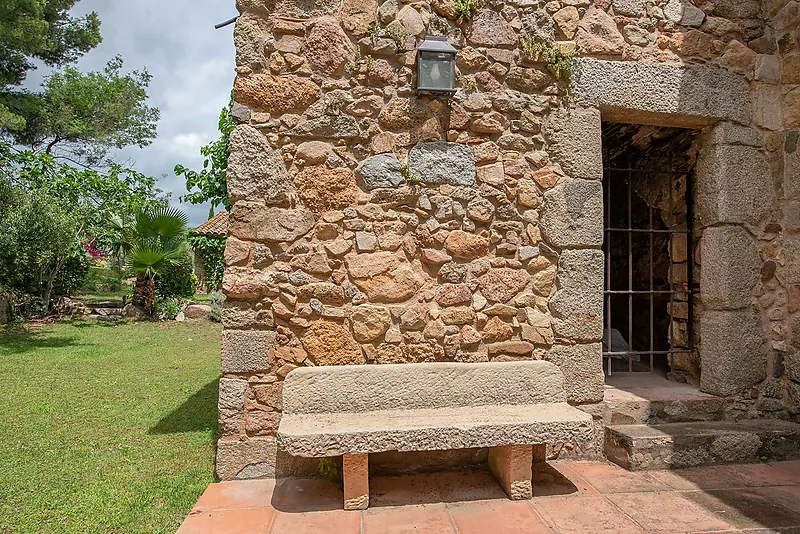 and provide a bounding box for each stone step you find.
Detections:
[86,300,123,309]
[604,374,733,424]
[605,420,800,471]
[92,307,124,316]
